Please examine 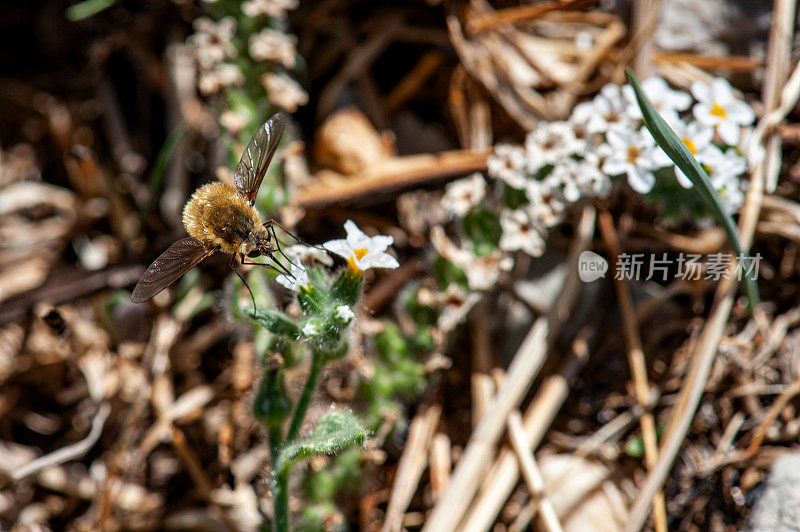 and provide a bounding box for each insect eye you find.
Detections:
[248,250,261,258]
